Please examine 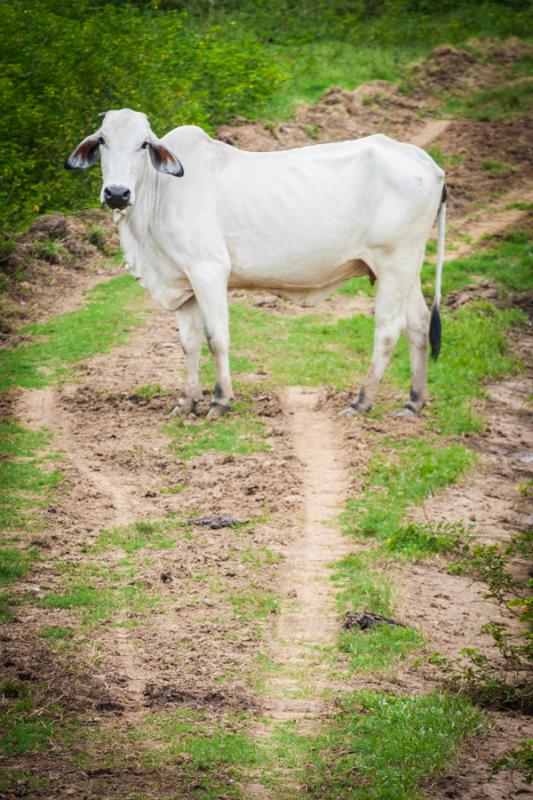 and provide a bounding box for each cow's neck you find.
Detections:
[117,163,160,277]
